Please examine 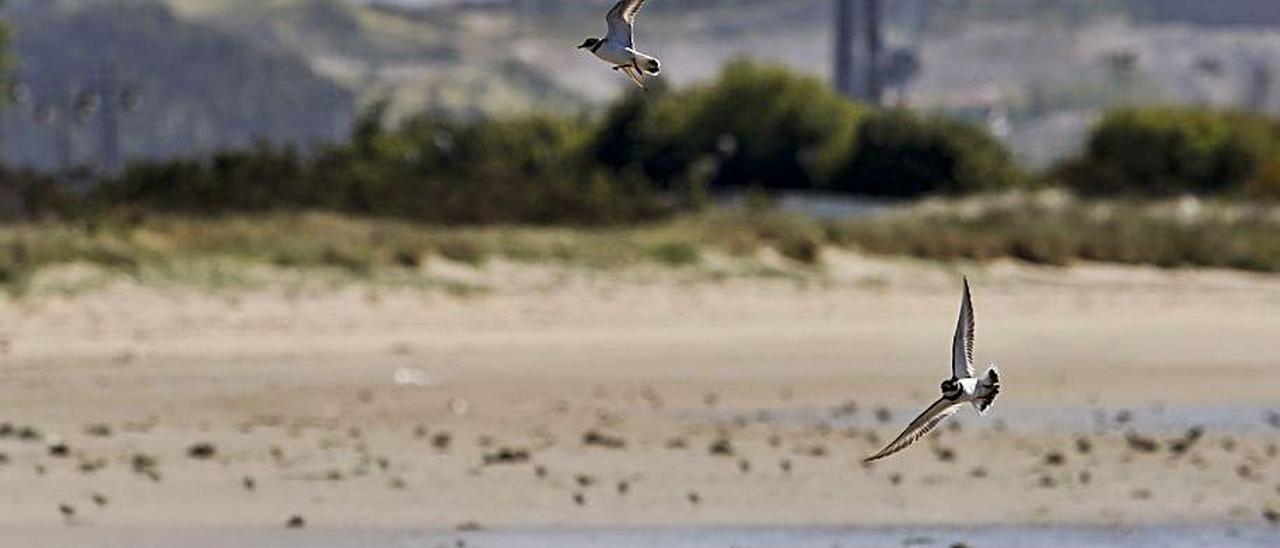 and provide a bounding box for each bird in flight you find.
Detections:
[577,0,662,89]
[865,277,1001,462]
